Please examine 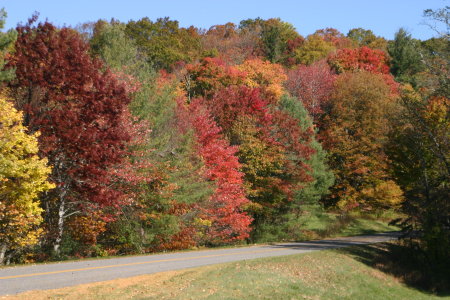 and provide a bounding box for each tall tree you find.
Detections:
[0,95,54,264]
[199,86,315,232]
[387,7,449,264]
[185,100,252,244]
[387,28,424,83]
[324,71,404,211]
[7,20,137,255]
[285,61,335,122]
[388,86,449,263]
[347,28,387,50]
[278,94,334,207]
[239,18,303,65]
[88,22,218,252]
[125,17,201,70]
[295,34,335,65]
[249,94,335,241]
